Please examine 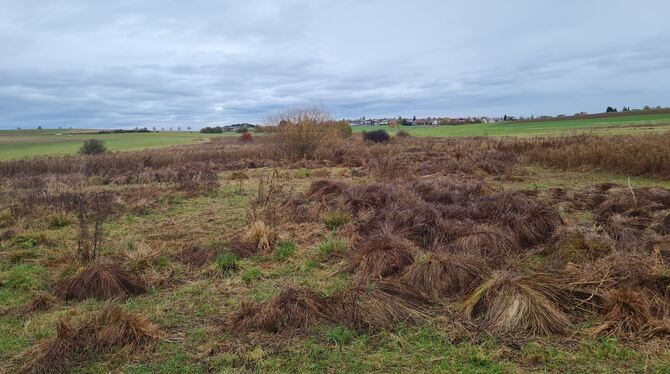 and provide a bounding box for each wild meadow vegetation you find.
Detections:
[1,109,669,372]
